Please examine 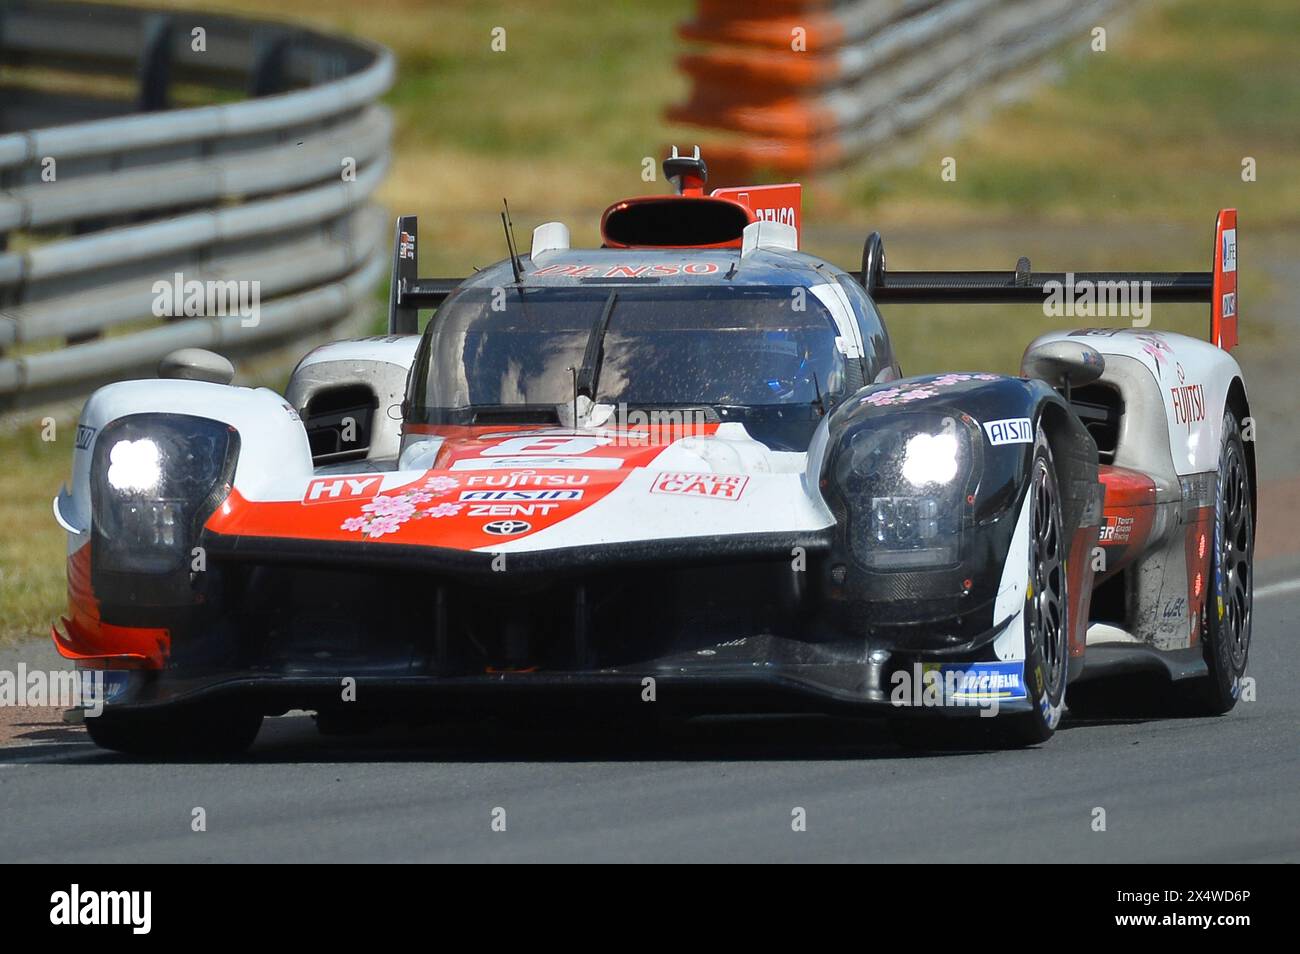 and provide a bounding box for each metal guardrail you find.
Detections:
[0,0,394,410]
[669,0,1126,175]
